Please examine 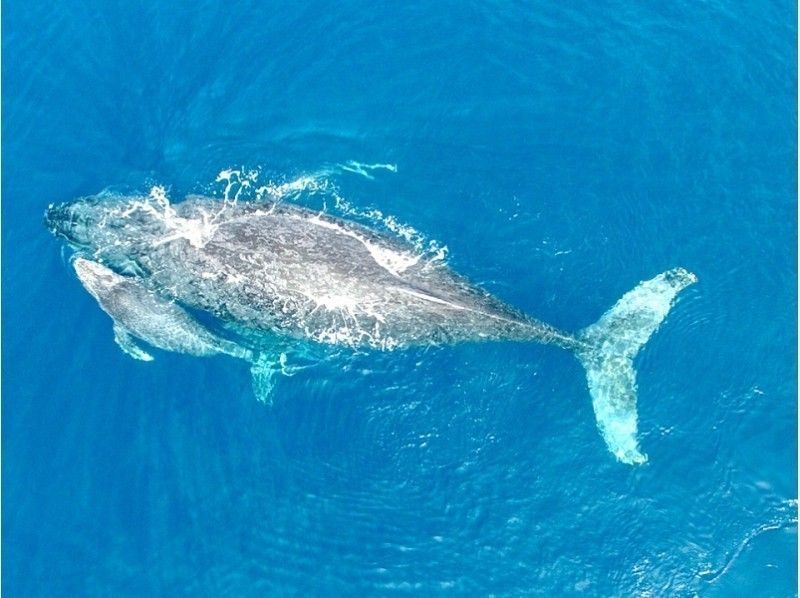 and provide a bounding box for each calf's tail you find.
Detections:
[575,268,697,464]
